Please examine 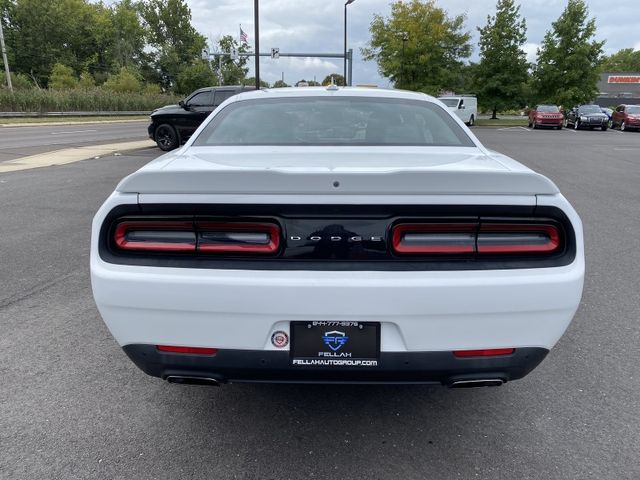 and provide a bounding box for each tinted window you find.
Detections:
[193,97,475,147]
[536,105,559,113]
[188,91,212,106]
[578,105,601,114]
[214,90,236,106]
[627,106,640,114]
